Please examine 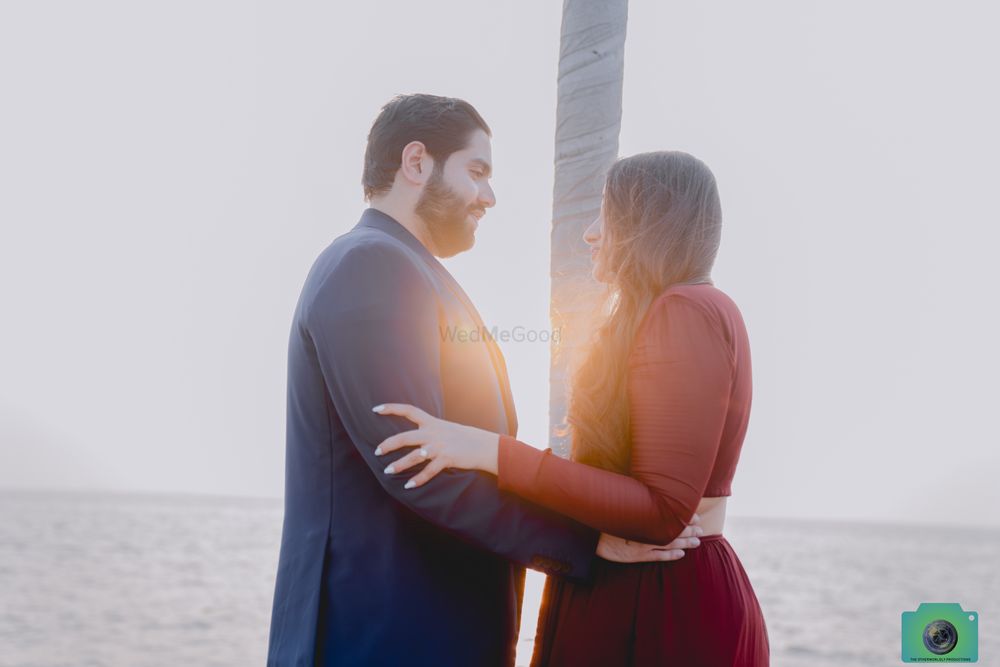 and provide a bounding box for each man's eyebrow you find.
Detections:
[469,158,492,176]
